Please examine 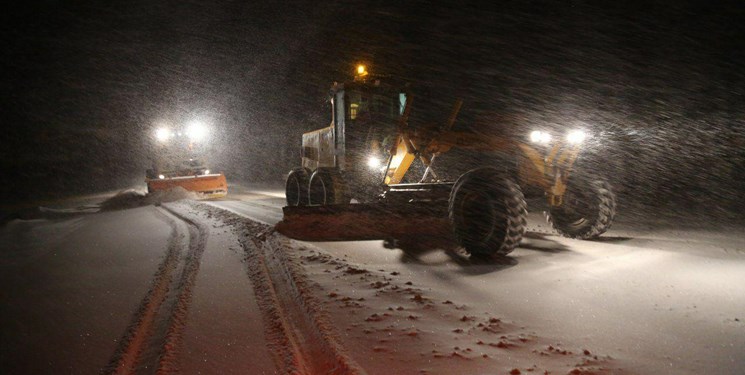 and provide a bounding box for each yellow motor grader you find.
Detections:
[279,66,616,257]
